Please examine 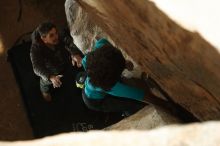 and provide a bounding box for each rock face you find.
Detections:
[68,0,220,121]
[65,0,143,79]
[65,0,105,54]
[105,105,181,130]
[152,0,220,51]
[1,122,220,146]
